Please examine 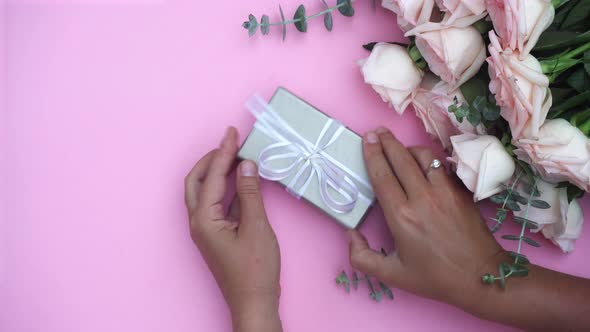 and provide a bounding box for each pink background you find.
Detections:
[2,1,590,331]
